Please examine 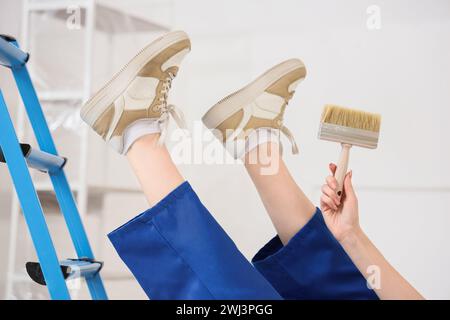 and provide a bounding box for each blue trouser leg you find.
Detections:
[252,208,378,300]
[108,181,281,300]
[109,181,377,300]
